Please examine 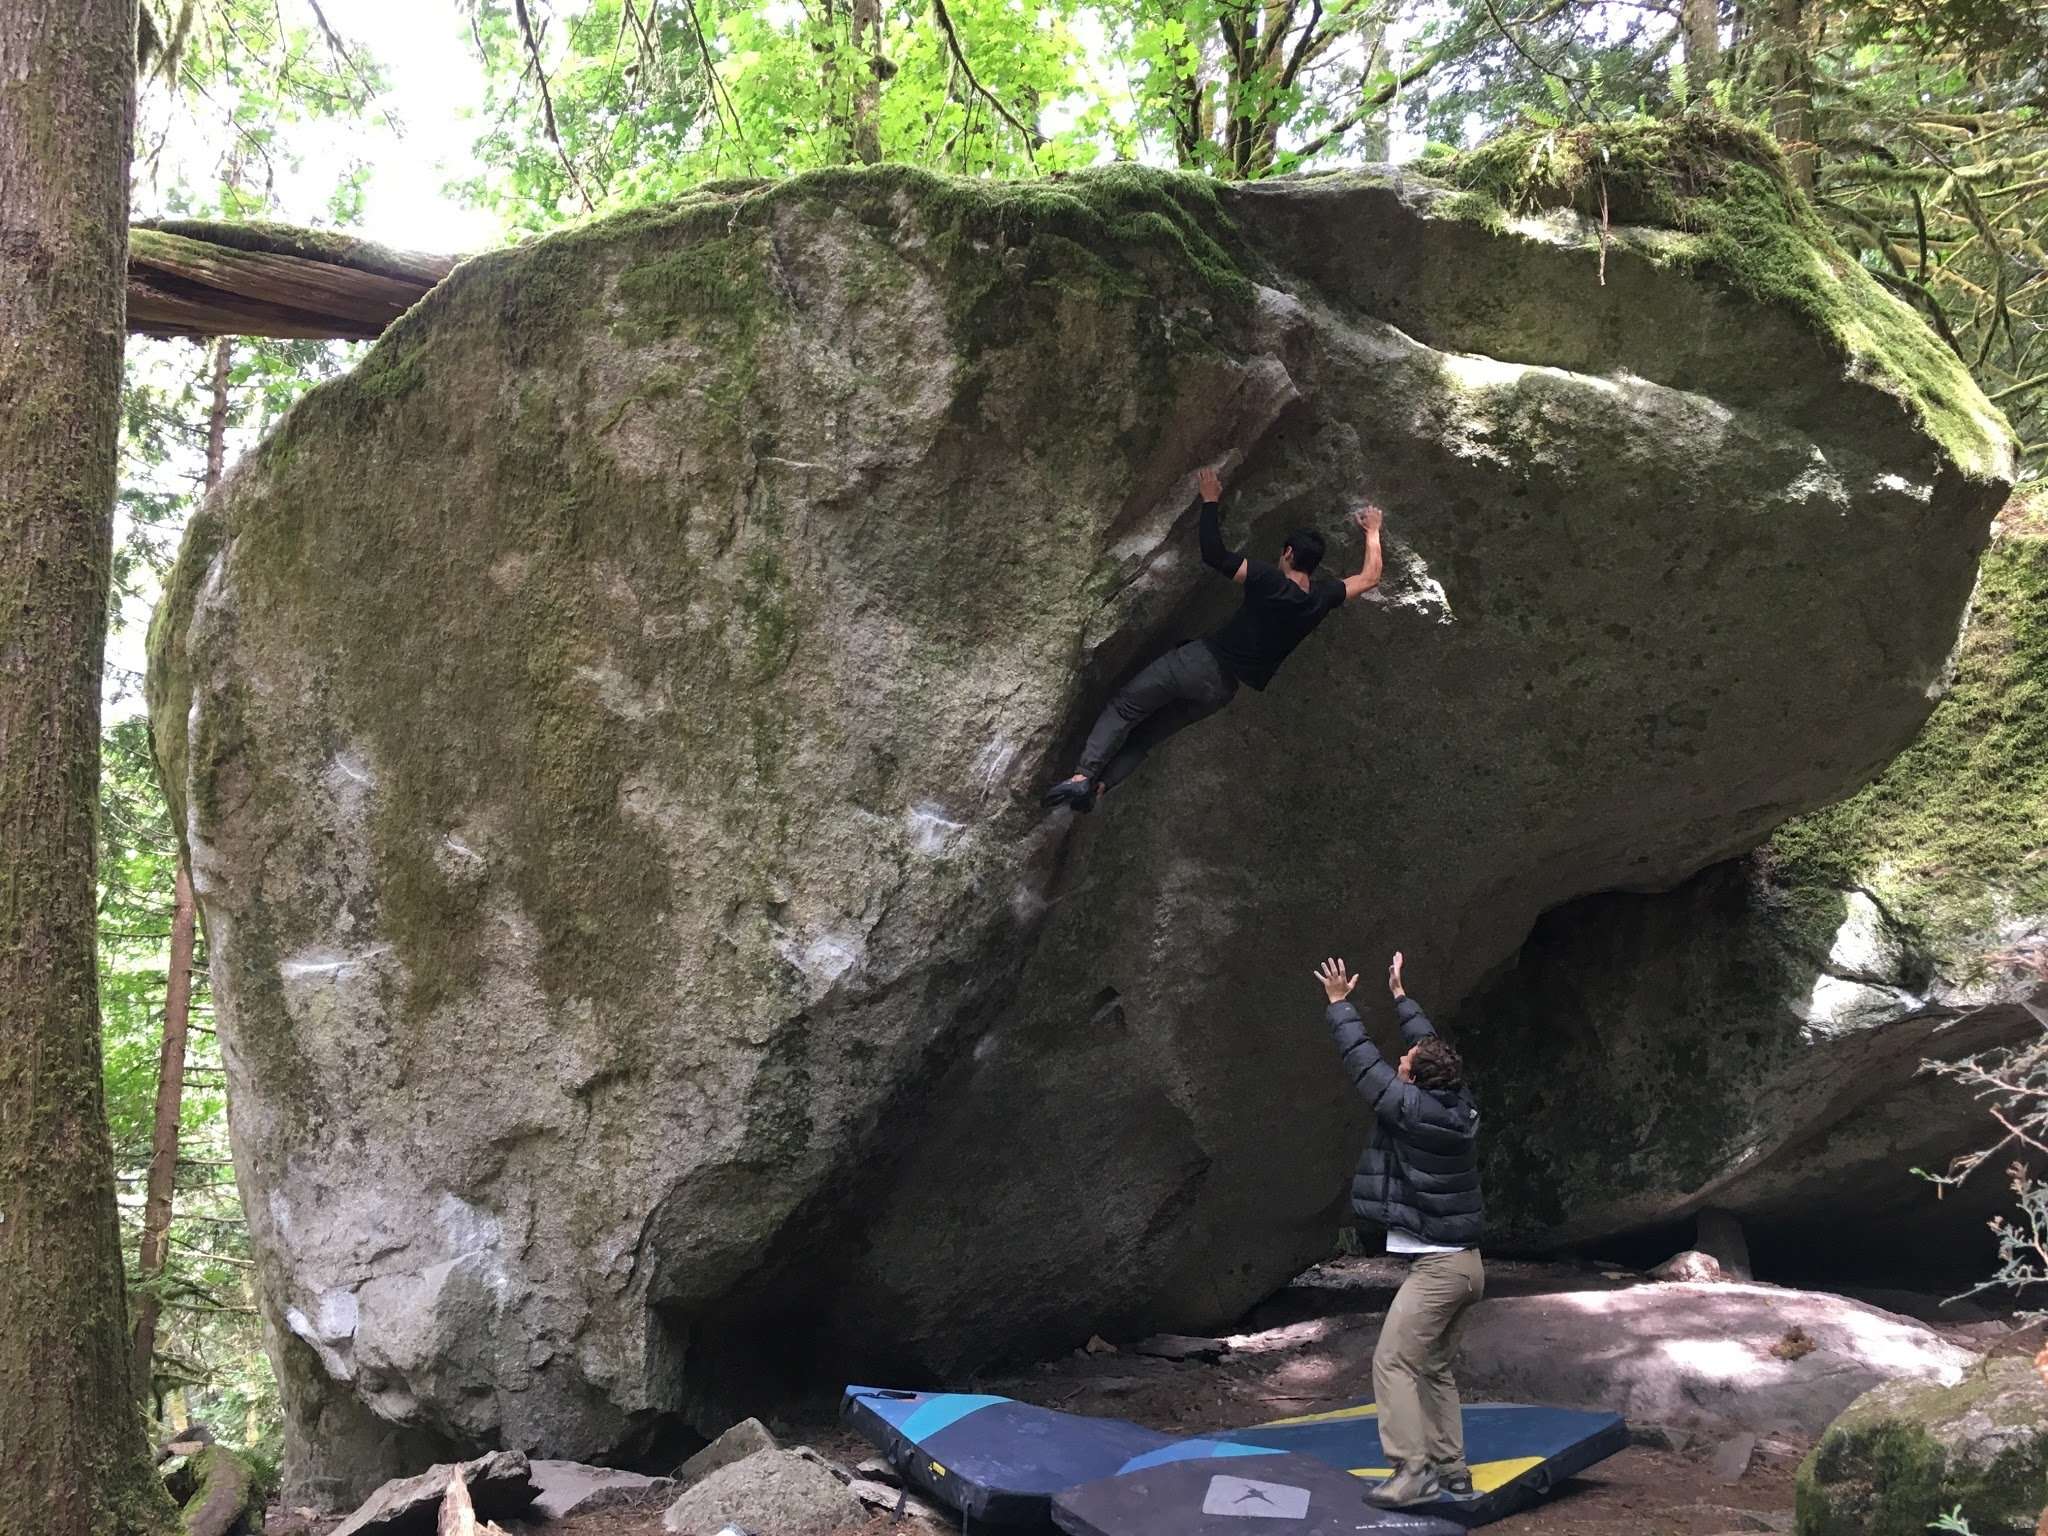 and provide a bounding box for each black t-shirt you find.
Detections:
[1204,559,1346,689]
